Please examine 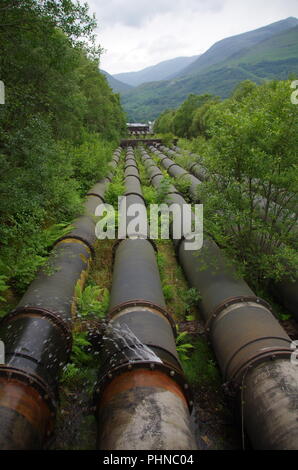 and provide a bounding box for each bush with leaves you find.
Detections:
[193,80,298,289]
